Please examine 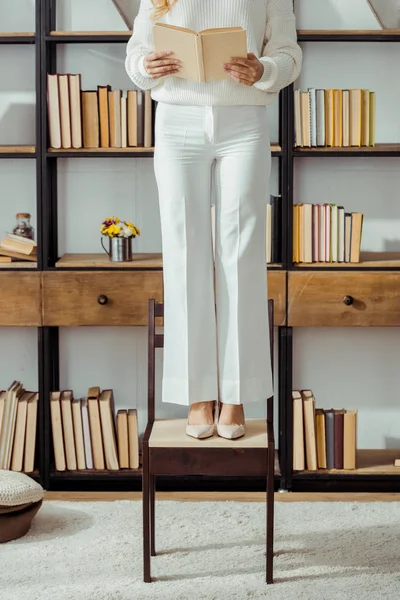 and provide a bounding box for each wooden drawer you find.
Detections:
[288,272,400,327]
[43,270,286,327]
[0,273,41,326]
[42,271,163,326]
[267,272,286,326]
